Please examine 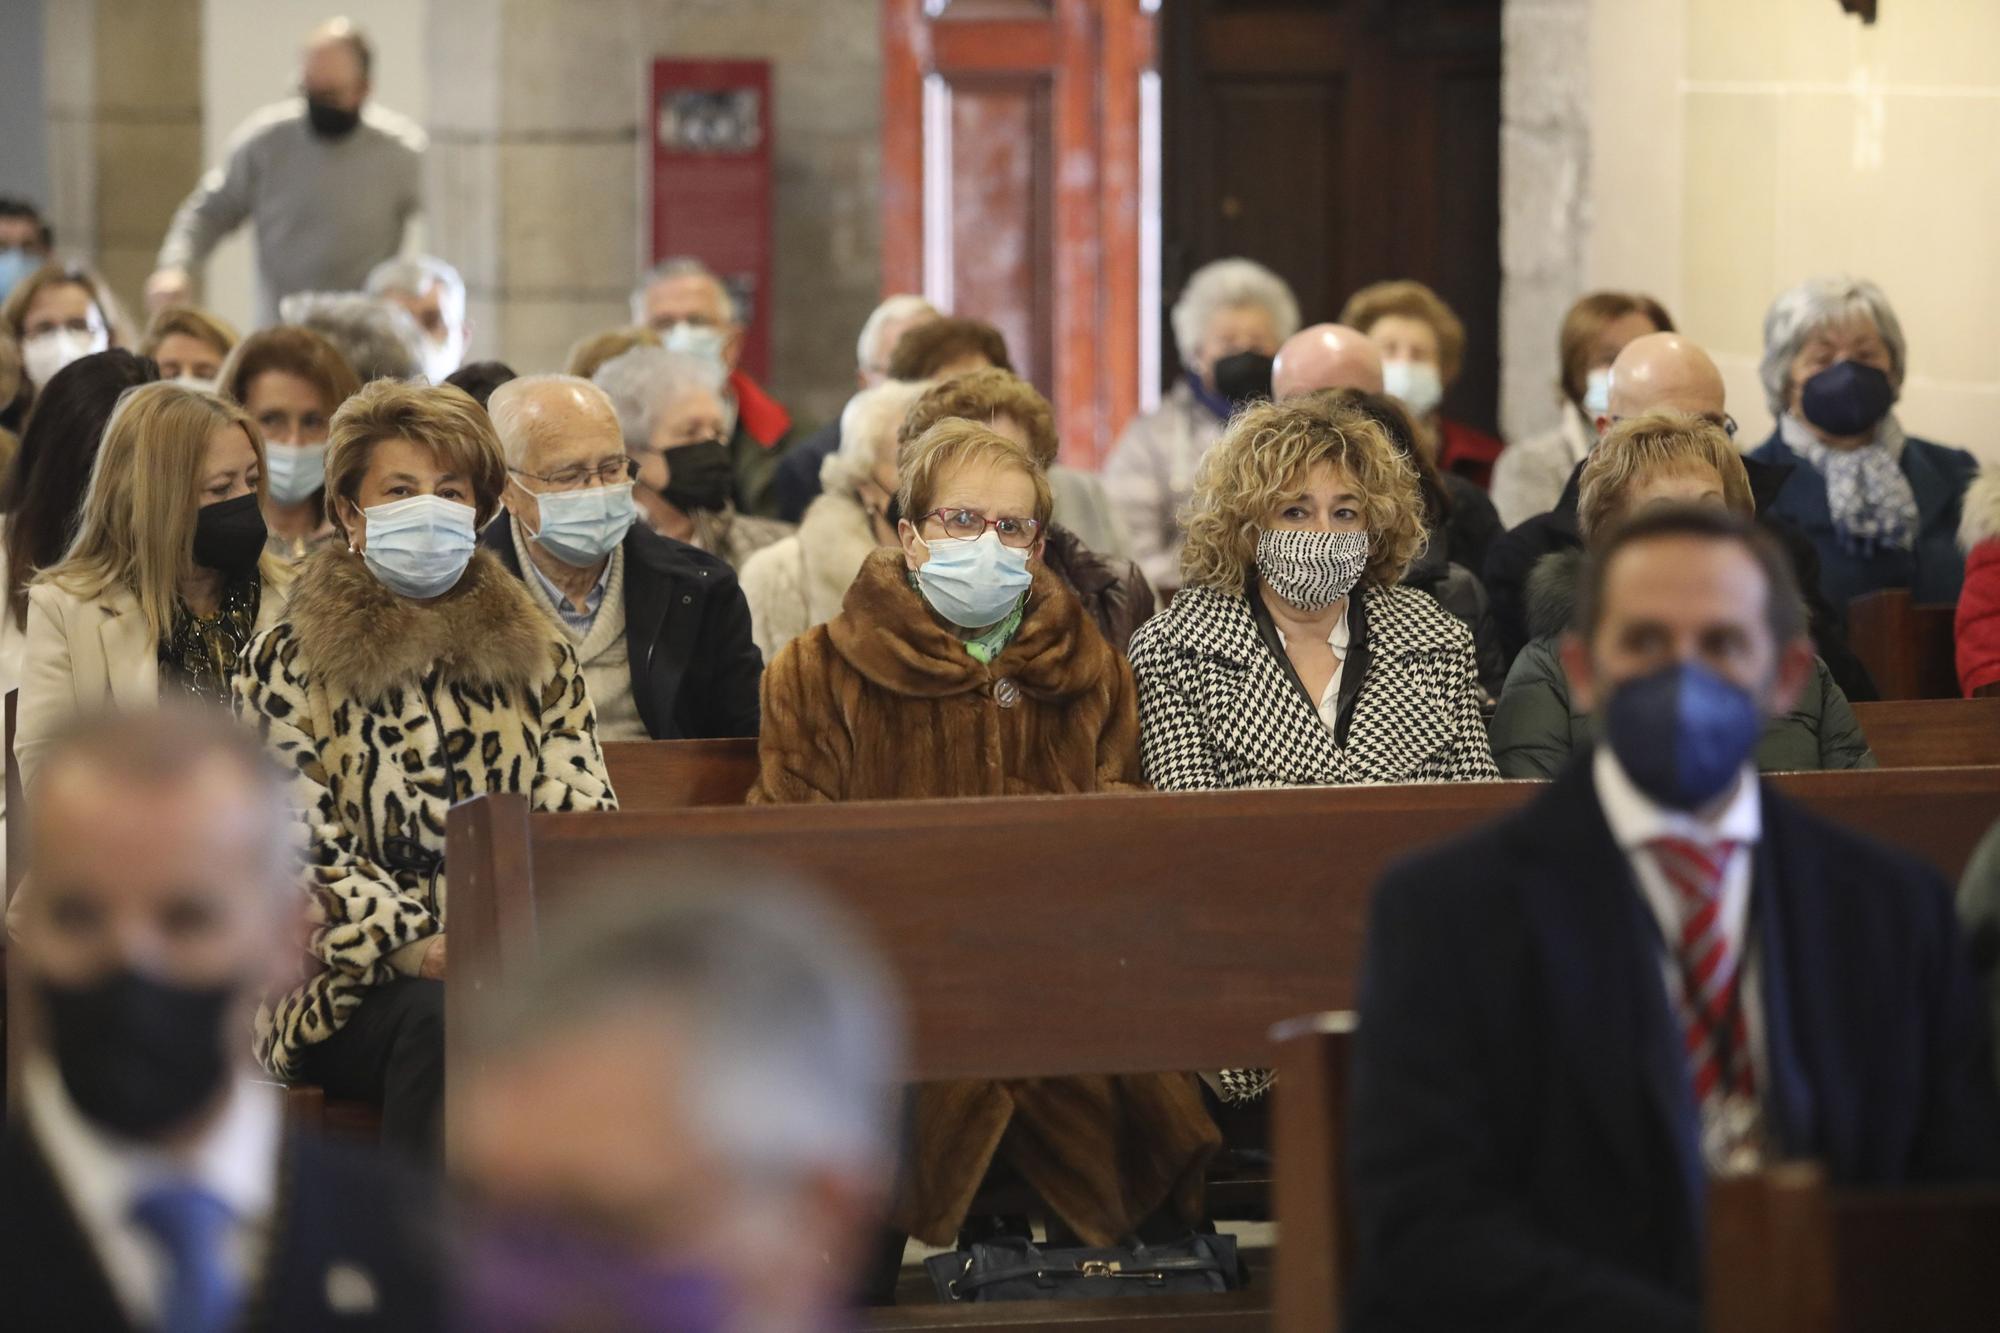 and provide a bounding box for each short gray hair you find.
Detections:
[1758,275,1907,416]
[487,373,620,470]
[855,294,938,375]
[277,291,424,383]
[824,379,932,498]
[592,345,727,449]
[466,879,901,1178]
[365,254,467,329]
[1169,258,1300,368]
[629,255,738,326]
